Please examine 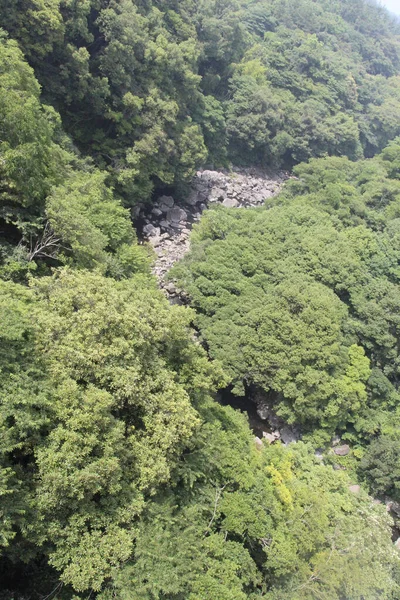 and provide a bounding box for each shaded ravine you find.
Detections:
[137,166,298,443]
